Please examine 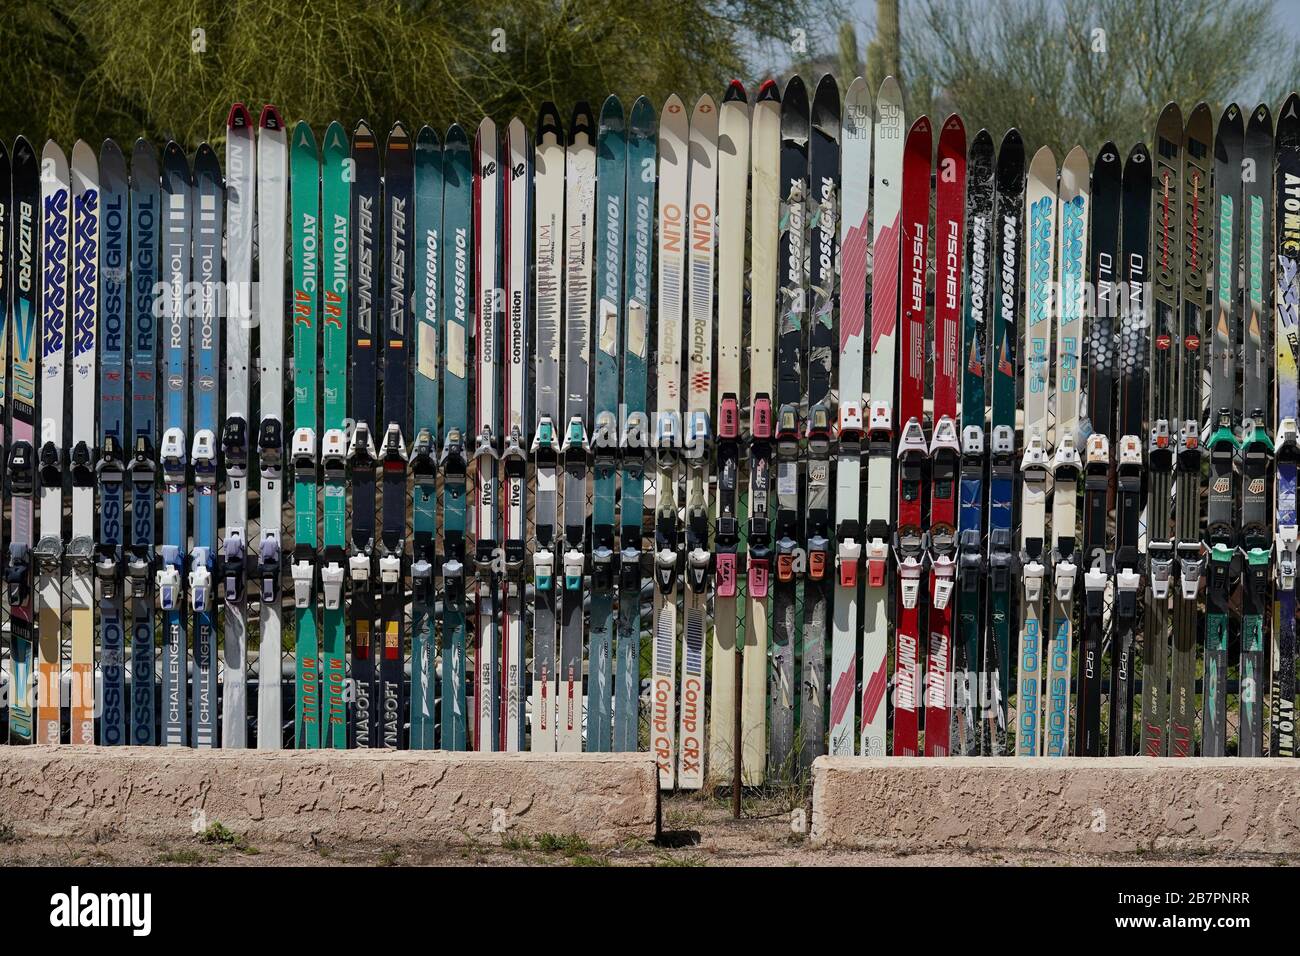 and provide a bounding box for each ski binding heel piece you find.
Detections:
[1277,525,1298,591]
[1053,556,1077,602]
[1147,542,1174,600]
[866,538,889,588]
[1176,543,1204,599]
[896,551,924,610]
[1084,563,1107,616]
[564,547,585,591]
[533,547,554,592]
[1021,556,1045,604]
[155,544,181,611]
[931,553,956,610]
[321,560,345,610]
[837,538,862,588]
[189,547,212,612]
[1115,566,1141,617]
[259,534,281,603]
[291,553,315,608]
